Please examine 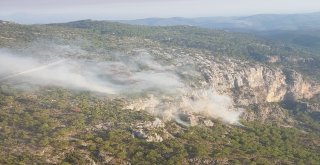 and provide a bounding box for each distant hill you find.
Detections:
[118,12,320,31]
